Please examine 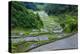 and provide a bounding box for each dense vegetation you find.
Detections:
[45,4,78,15]
[45,4,78,33]
[11,2,43,29]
